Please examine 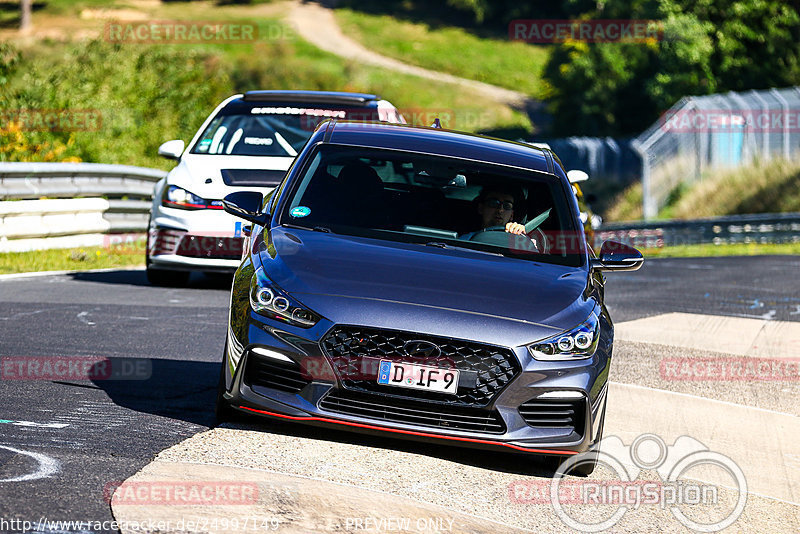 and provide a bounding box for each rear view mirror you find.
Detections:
[222,191,268,226]
[158,139,185,160]
[591,241,643,272]
[567,169,589,183]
